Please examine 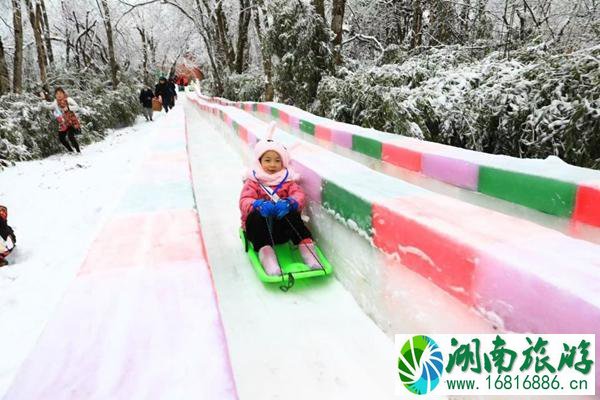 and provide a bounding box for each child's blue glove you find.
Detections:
[274,198,298,219]
[252,199,276,217]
